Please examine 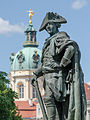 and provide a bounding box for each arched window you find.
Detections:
[31,32,33,41]
[19,84,24,98]
[27,33,29,41]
